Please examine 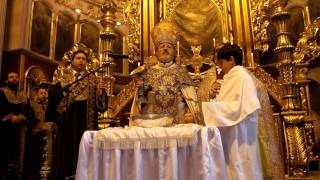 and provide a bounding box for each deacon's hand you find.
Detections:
[210,81,222,97]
